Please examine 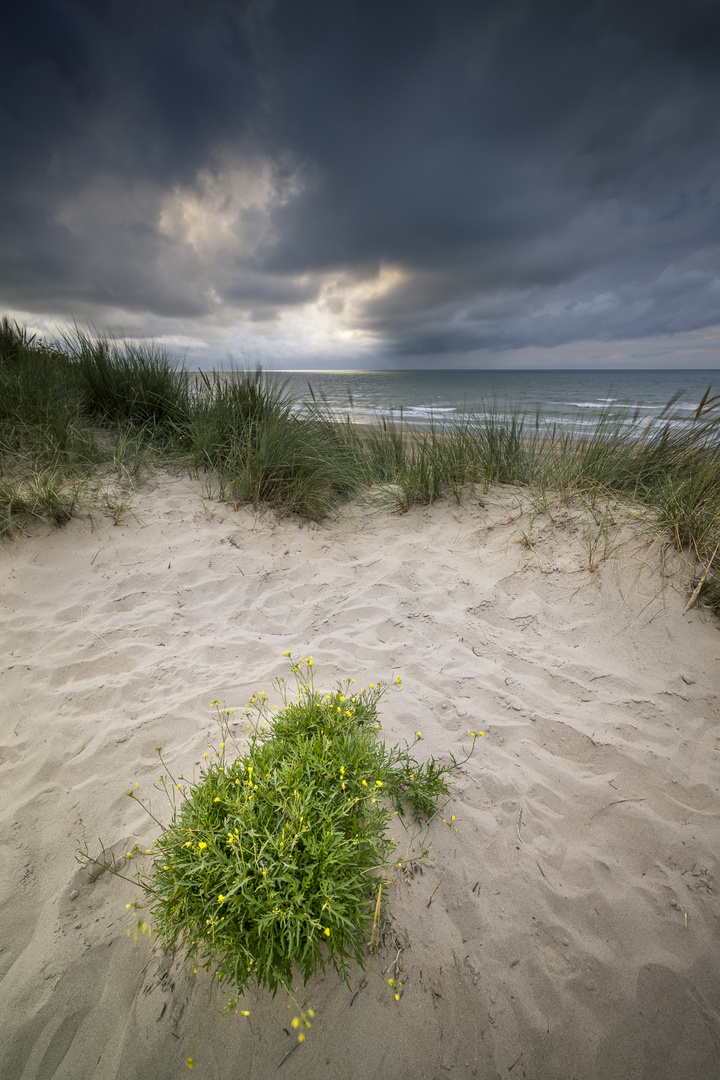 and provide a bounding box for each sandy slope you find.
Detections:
[1,473,718,1080]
